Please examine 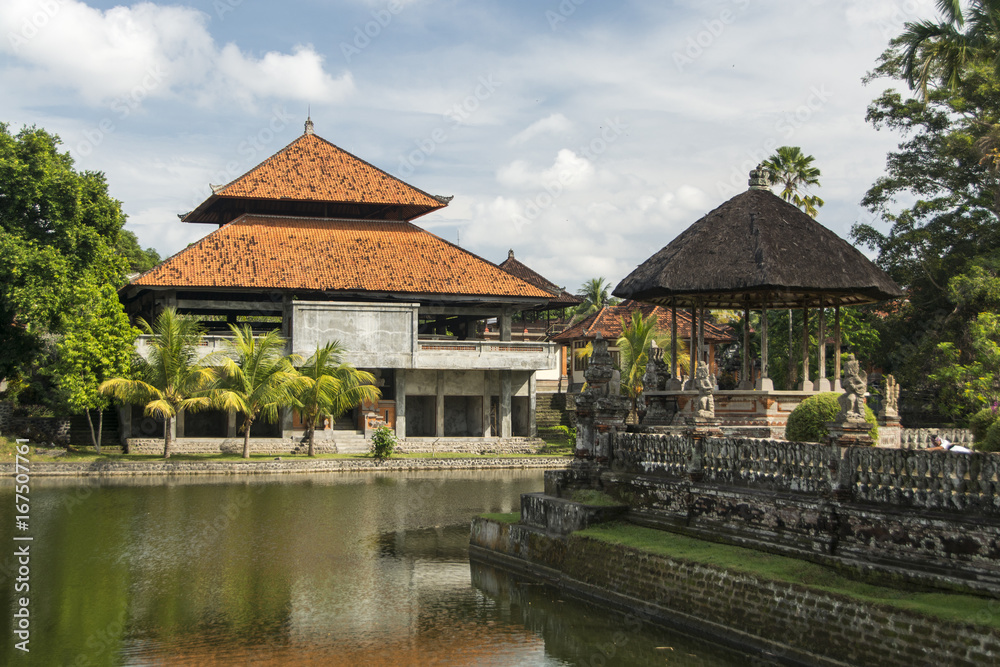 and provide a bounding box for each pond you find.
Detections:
[1,471,755,666]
